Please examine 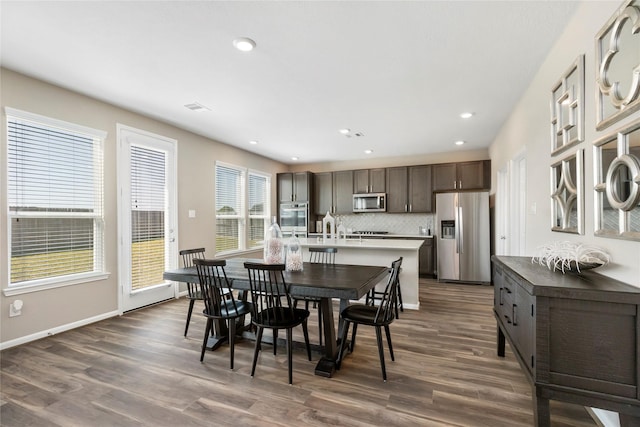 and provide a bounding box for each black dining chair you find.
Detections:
[180,248,206,337]
[293,247,338,347]
[366,267,403,318]
[336,257,403,382]
[194,258,253,369]
[244,261,312,385]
